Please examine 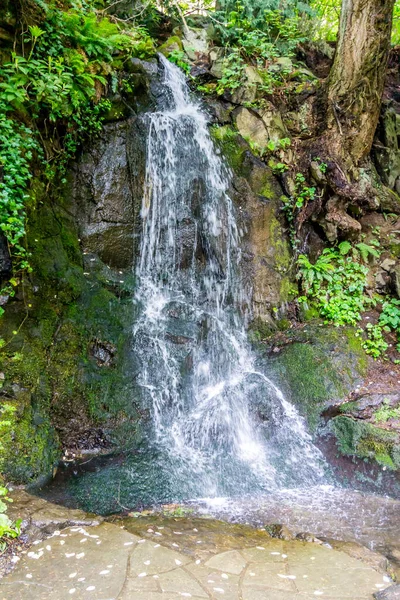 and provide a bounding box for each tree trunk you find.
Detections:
[326,0,395,166]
